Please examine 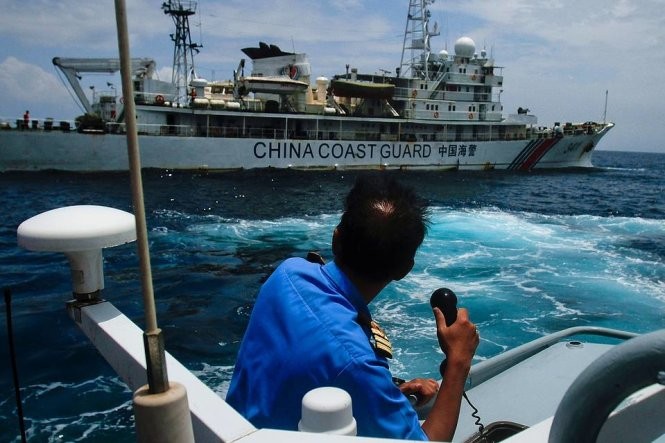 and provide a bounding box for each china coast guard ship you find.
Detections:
[0,0,613,172]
